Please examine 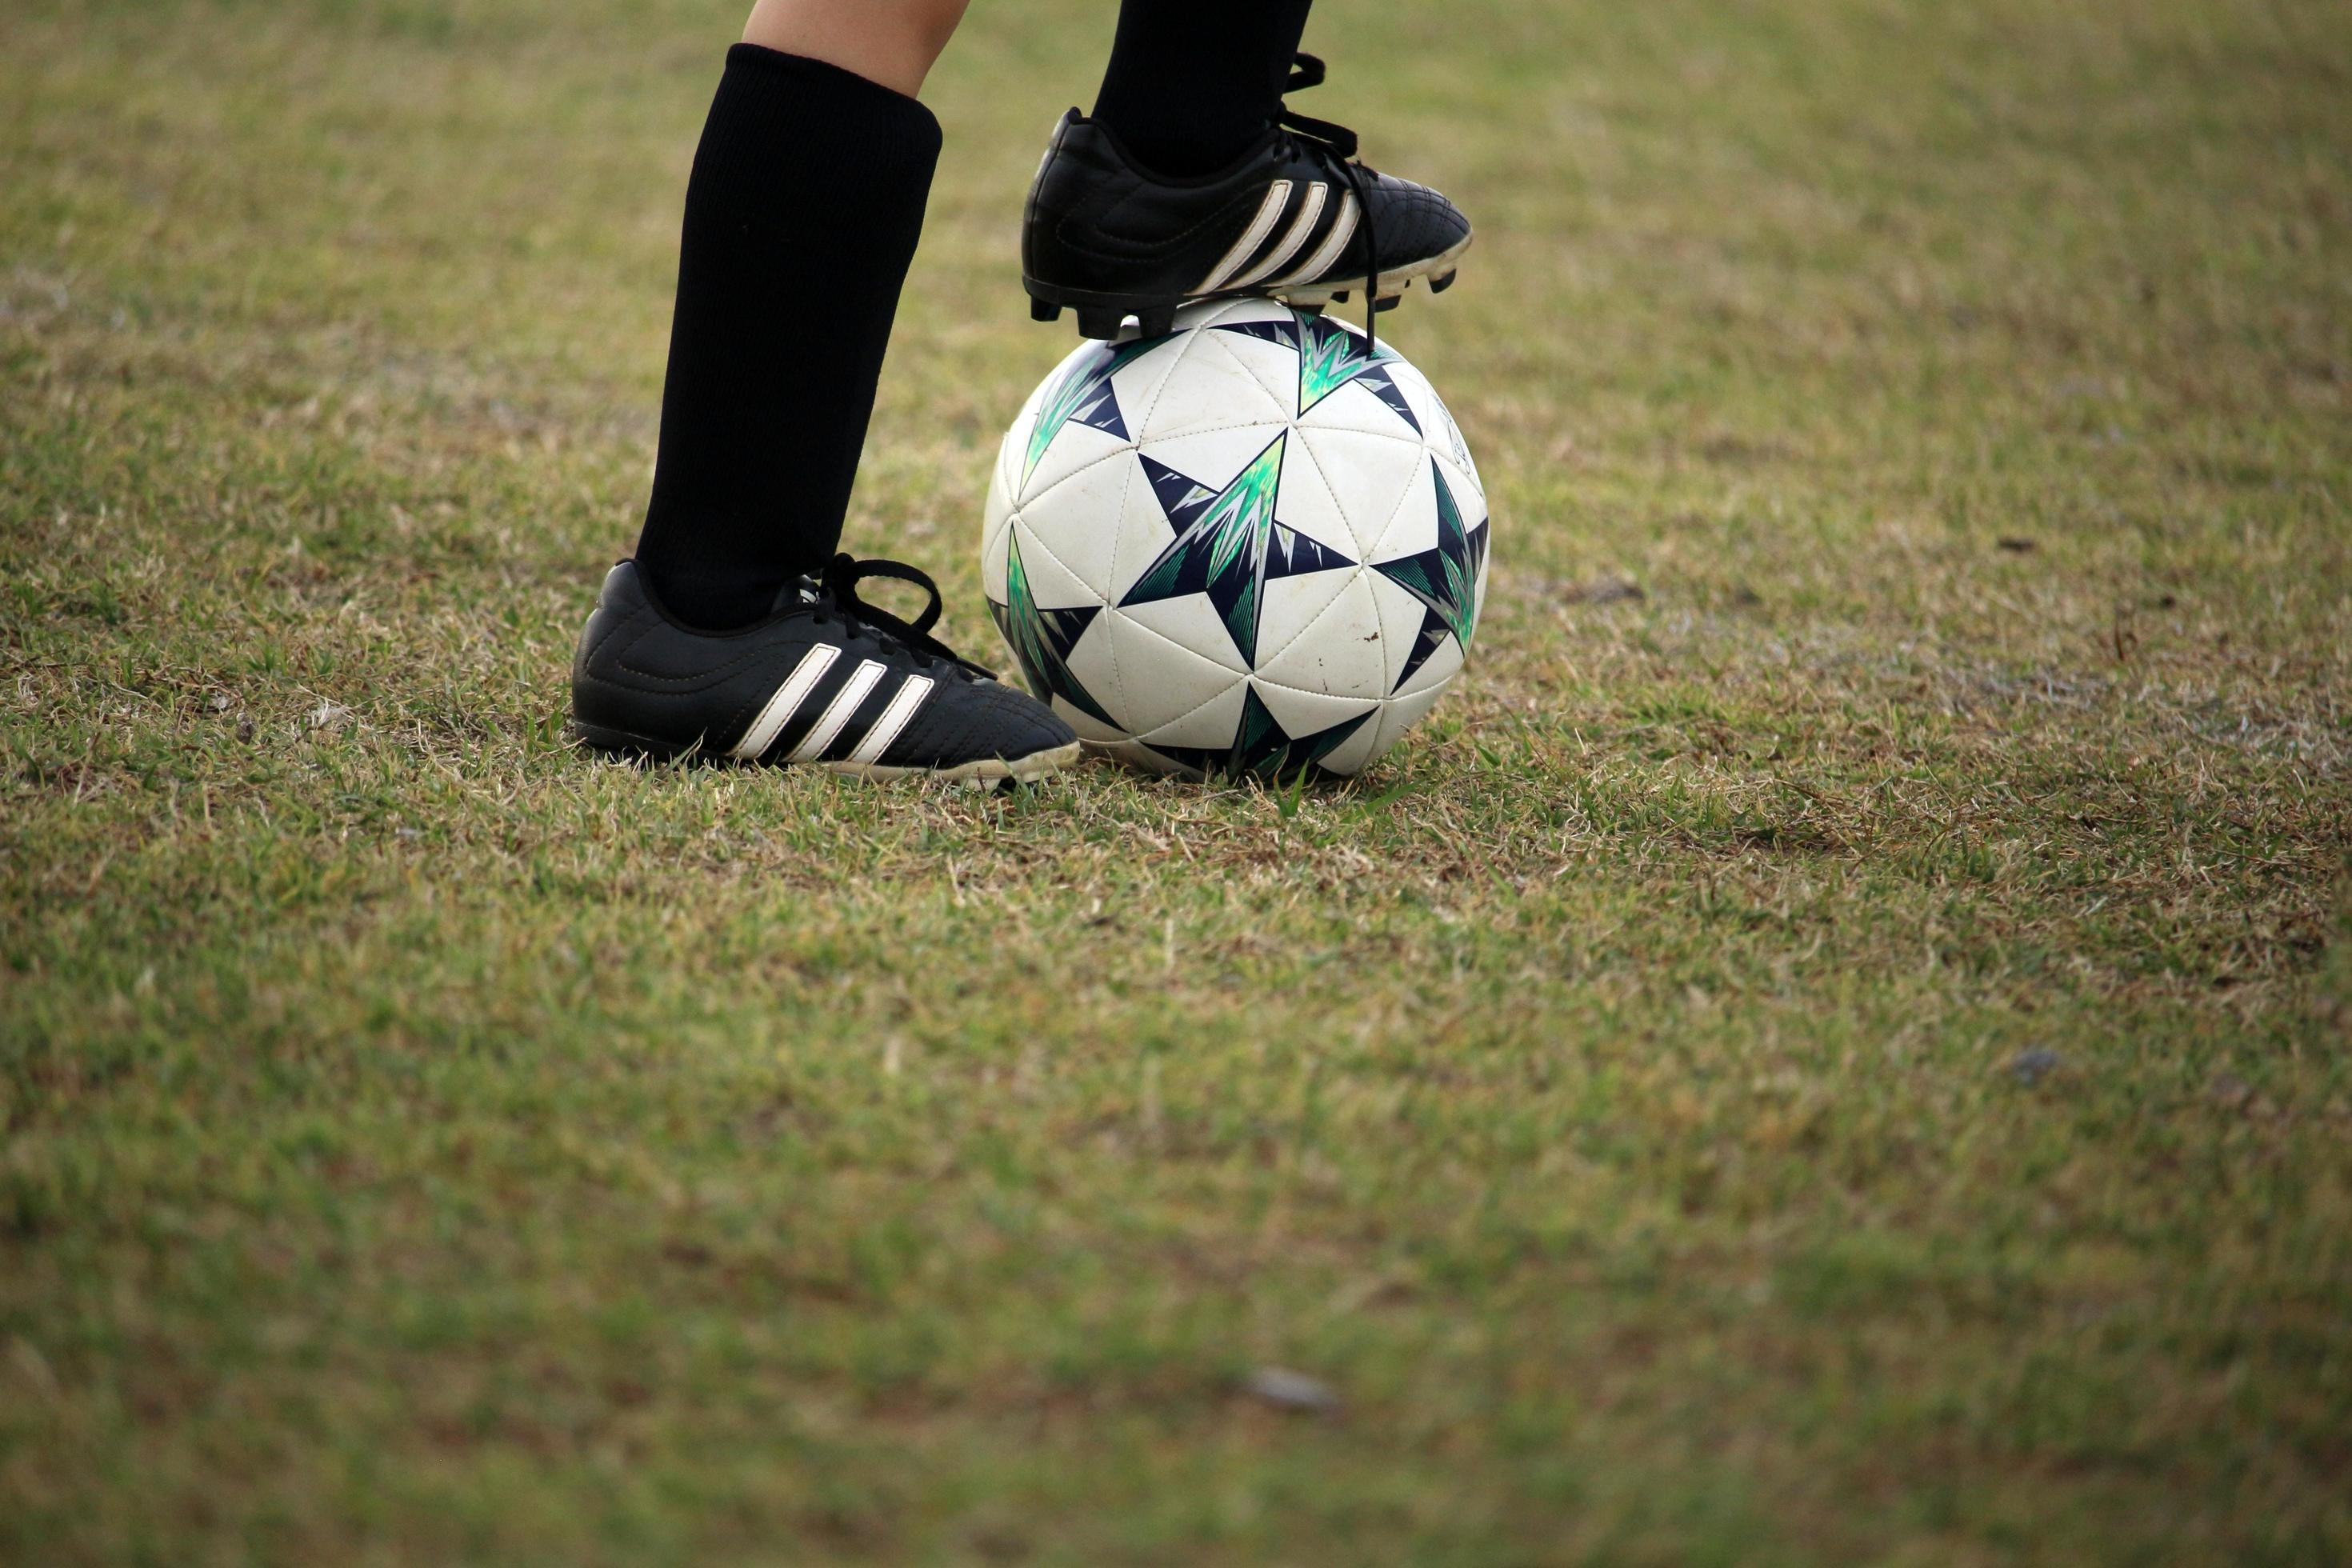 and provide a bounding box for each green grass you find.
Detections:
[4,0,2350,1561]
